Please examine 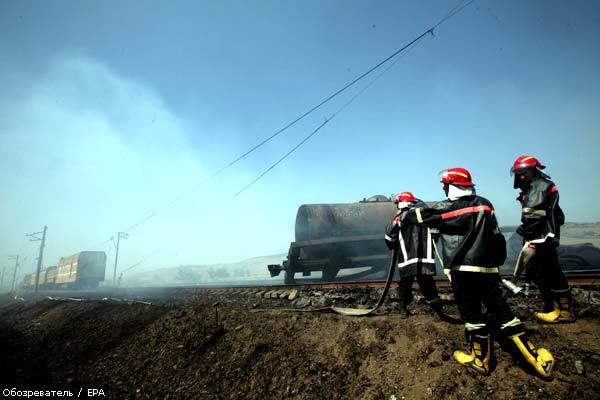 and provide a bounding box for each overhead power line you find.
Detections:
[235,37,423,196]
[235,118,331,197]
[234,0,477,195]
[122,212,157,233]
[228,33,432,168]
[116,25,436,230]
[83,0,478,241]
[229,0,476,170]
[121,250,161,274]
[435,0,476,30]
